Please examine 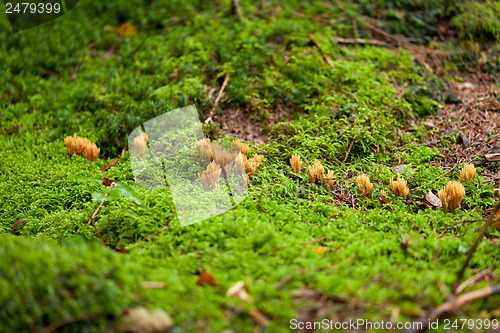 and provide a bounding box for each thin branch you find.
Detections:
[308,33,335,68]
[205,72,230,124]
[341,88,359,103]
[332,36,389,47]
[404,285,500,333]
[343,138,356,163]
[88,216,104,246]
[87,183,115,225]
[455,267,492,295]
[231,0,244,24]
